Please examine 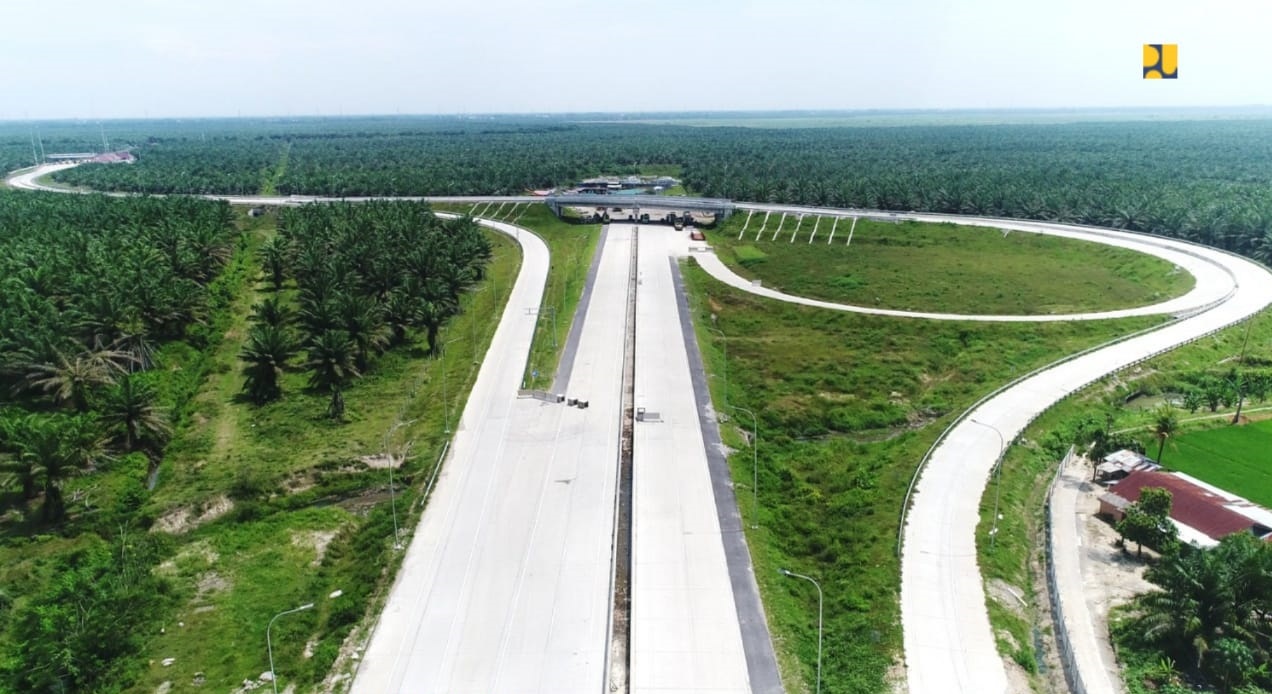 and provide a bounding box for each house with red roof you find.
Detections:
[1099,469,1272,548]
